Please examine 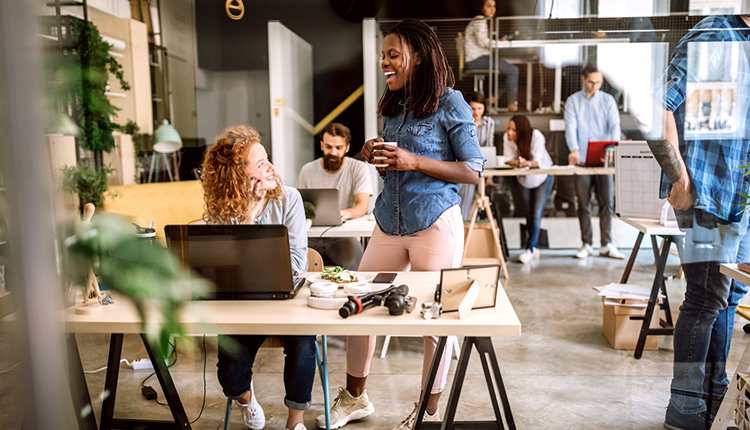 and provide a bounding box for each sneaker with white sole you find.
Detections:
[237,382,265,430]
[316,387,374,429]
[518,248,540,264]
[599,243,625,260]
[394,402,441,430]
[286,424,307,430]
[574,244,593,259]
